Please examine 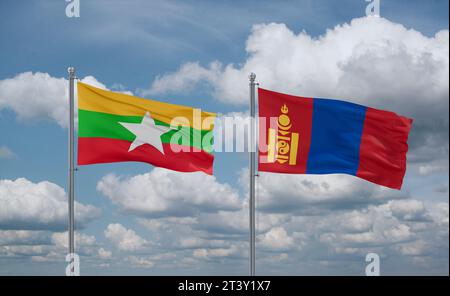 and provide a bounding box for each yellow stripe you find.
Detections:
[267,128,276,163]
[289,132,299,165]
[77,82,215,130]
